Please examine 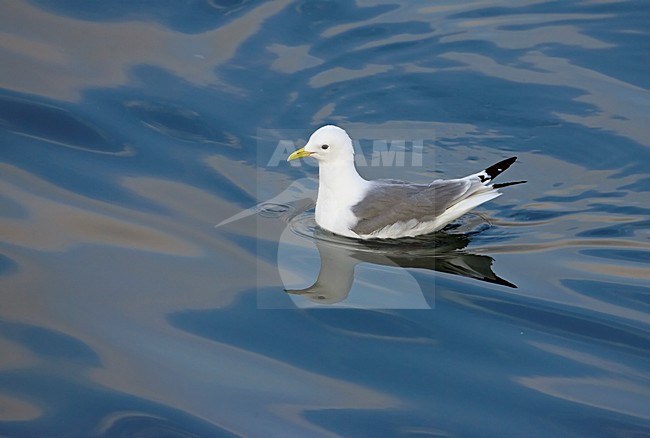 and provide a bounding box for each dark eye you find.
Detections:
[321,144,329,150]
